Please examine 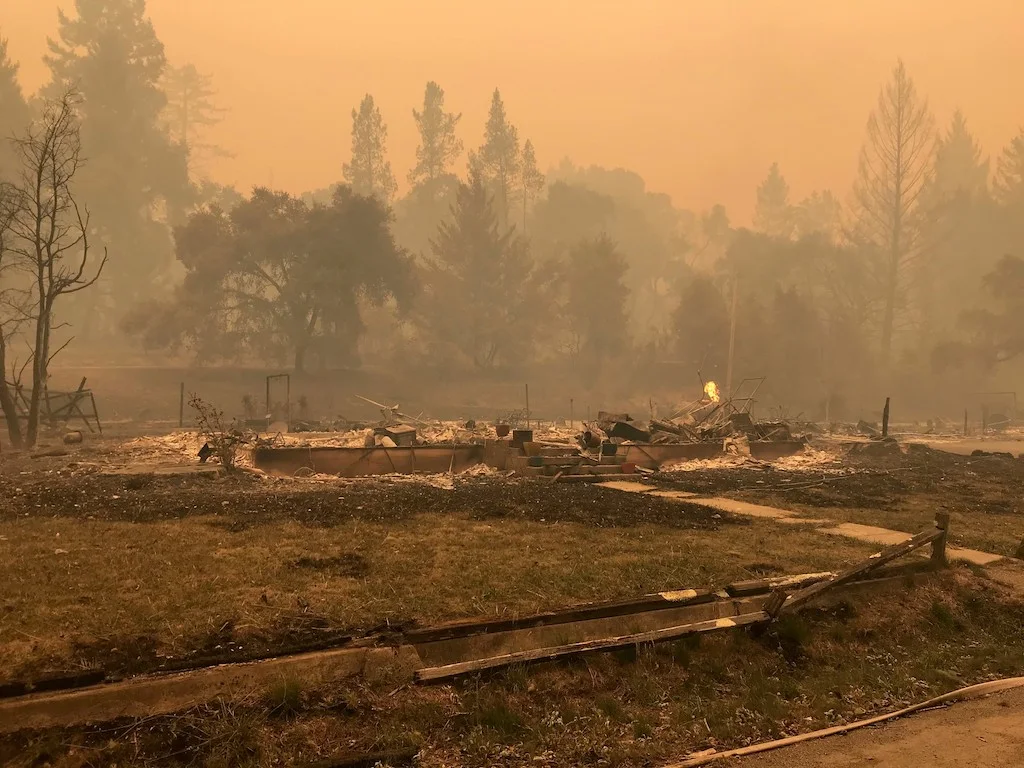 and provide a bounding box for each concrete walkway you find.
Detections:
[597,482,1003,566]
[727,686,1024,767]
